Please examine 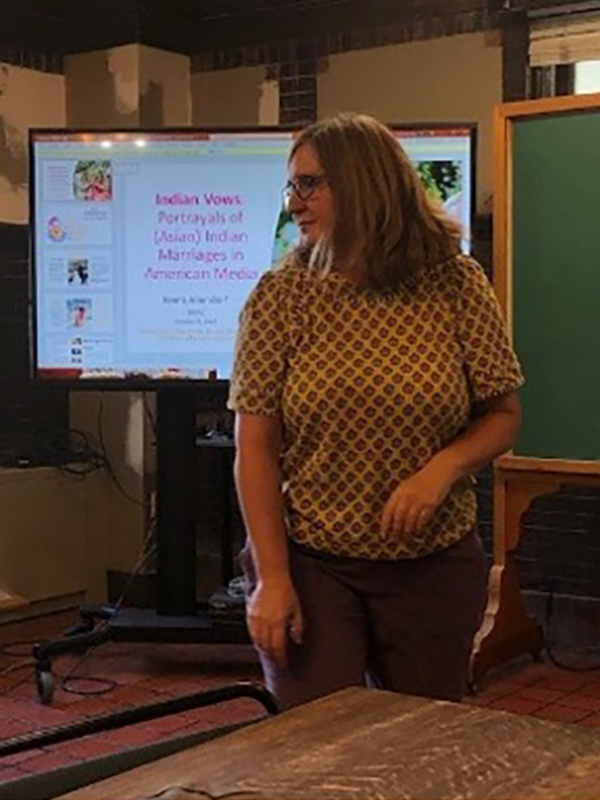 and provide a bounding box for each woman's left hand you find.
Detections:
[380,458,456,540]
